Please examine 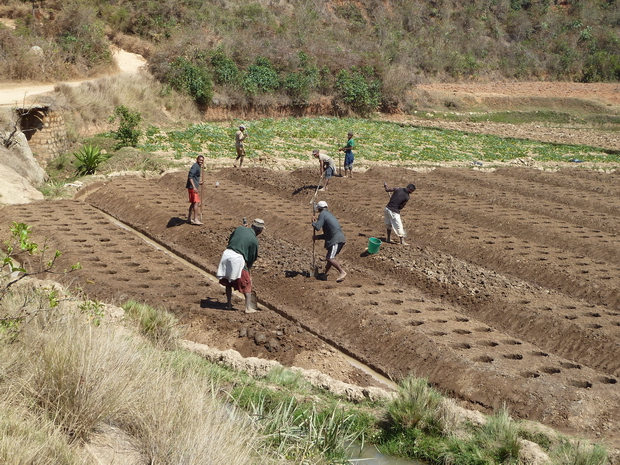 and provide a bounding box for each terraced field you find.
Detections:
[3,165,620,448]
